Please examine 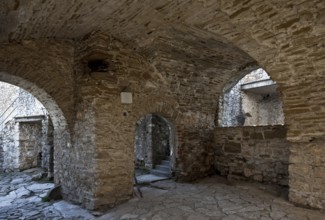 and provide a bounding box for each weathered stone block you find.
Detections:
[215,126,289,186]
[264,127,287,139]
[250,132,264,139]
[224,142,241,153]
